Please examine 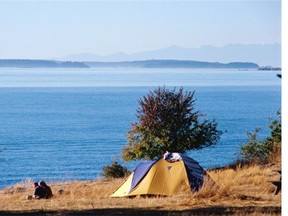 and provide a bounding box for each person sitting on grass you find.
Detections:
[33,182,46,199]
[40,181,53,199]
